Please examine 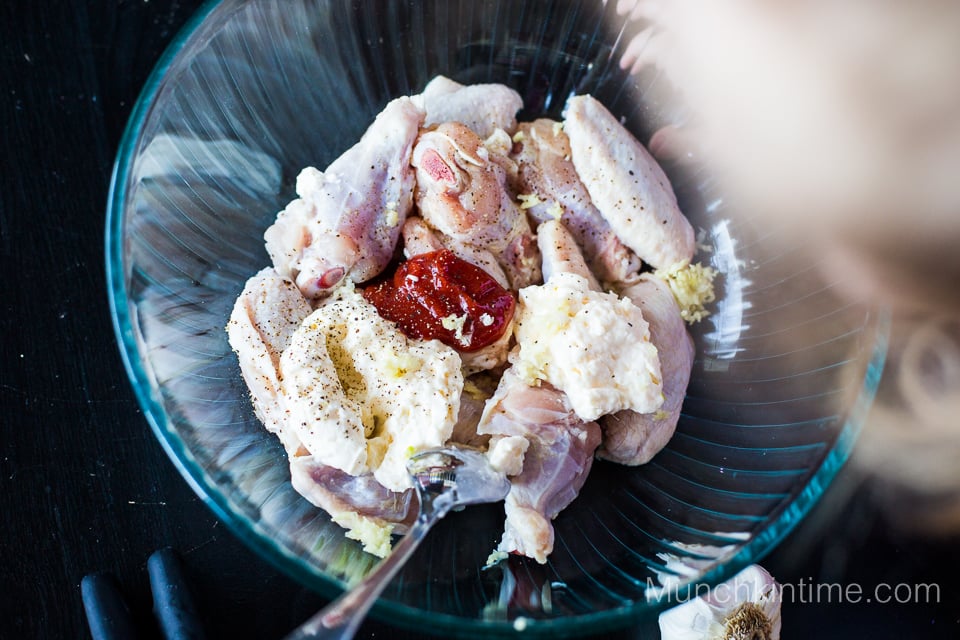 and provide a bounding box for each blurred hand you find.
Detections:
[611,0,960,530]
[615,0,960,314]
